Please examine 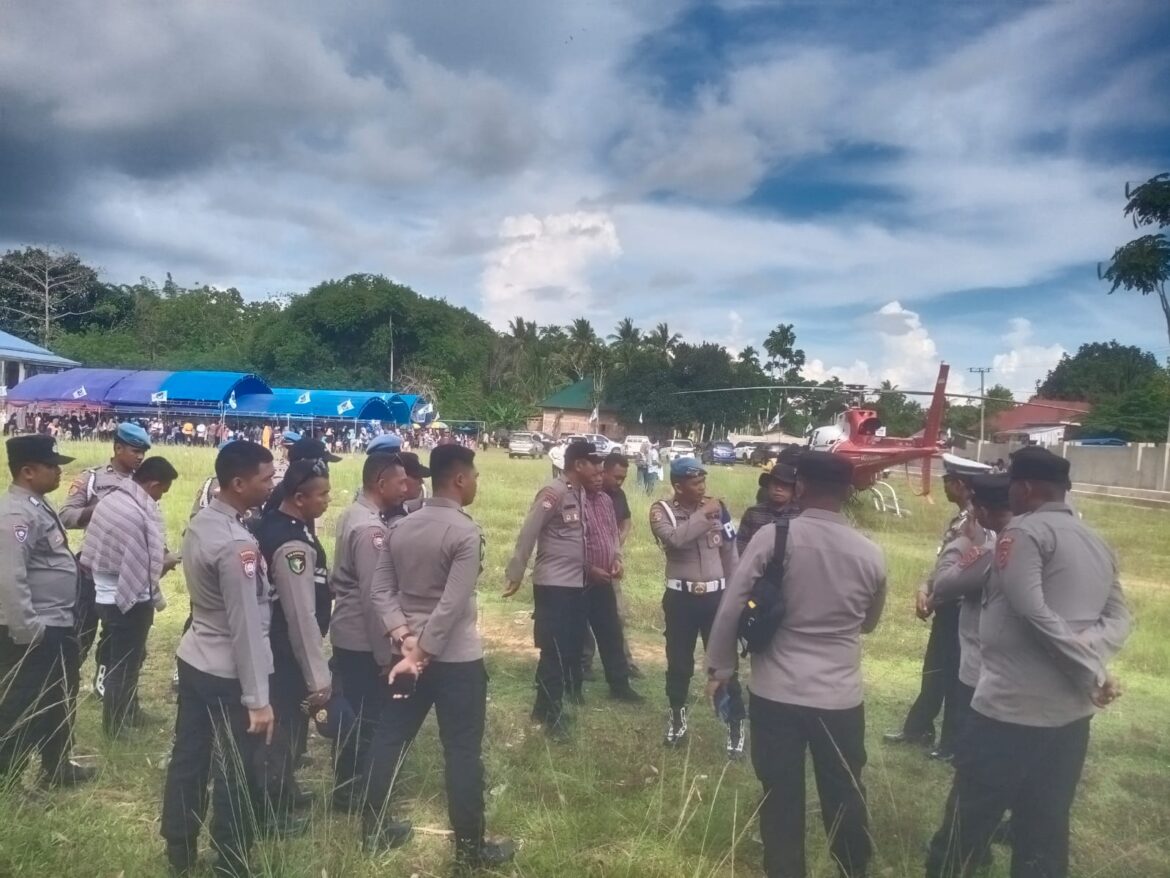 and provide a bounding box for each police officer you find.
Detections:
[328,453,409,812]
[0,435,96,788]
[503,441,603,740]
[161,441,281,877]
[650,458,743,755]
[736,460,800,554]
[252,458,334,816]
[260,437,342,523]
[364,445,515,873]
[60,421,151,684]
[706,452,887,878]
[390,452,430,518]
[884,458,980,759]
[366,433,402,455]
[928,474,1009,742]
[925,447,1132,878]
